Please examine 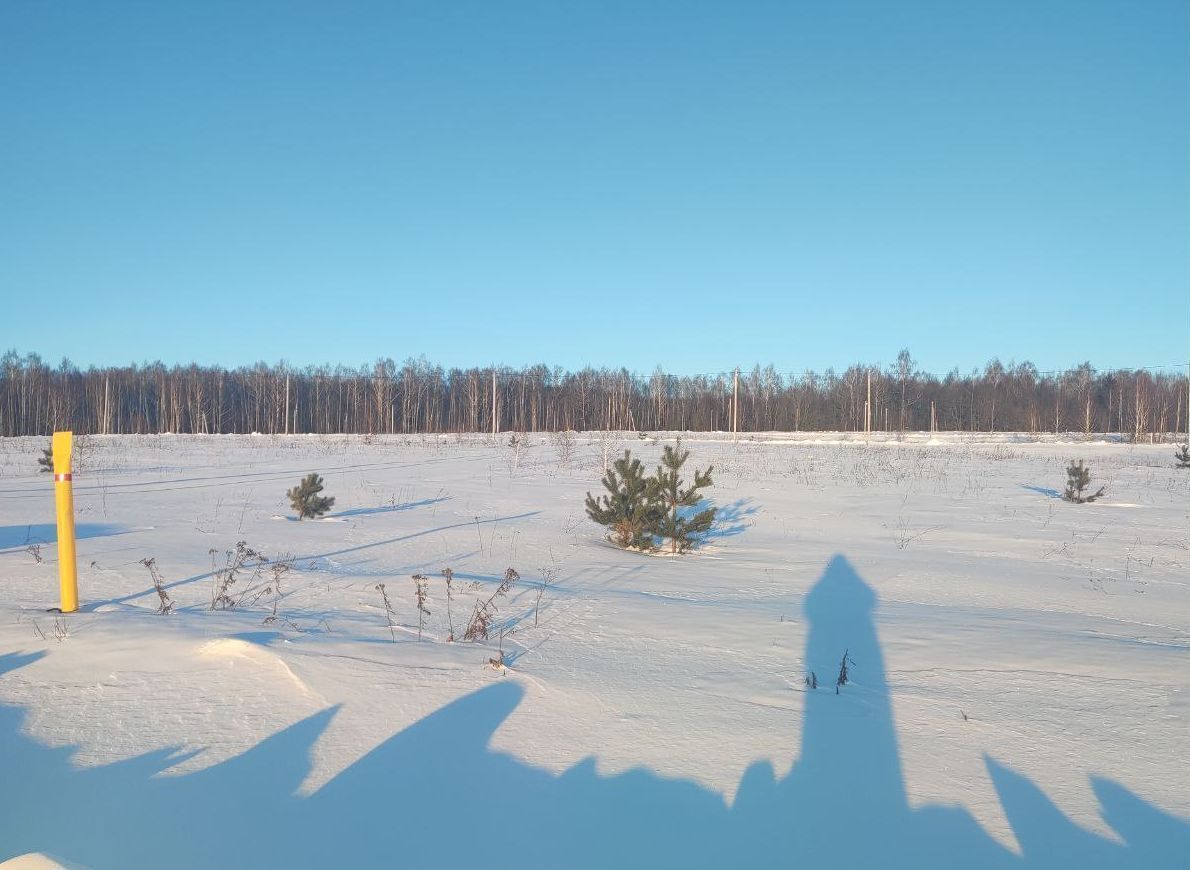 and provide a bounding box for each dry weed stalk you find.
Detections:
[534,565,556,628]
[375,582,397,642]
[464,567,518,642]
[139,557,173,614]
[412,574,431,640]
[209,541,267,610]
[442,567,456,641]
[835,649,854,694]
